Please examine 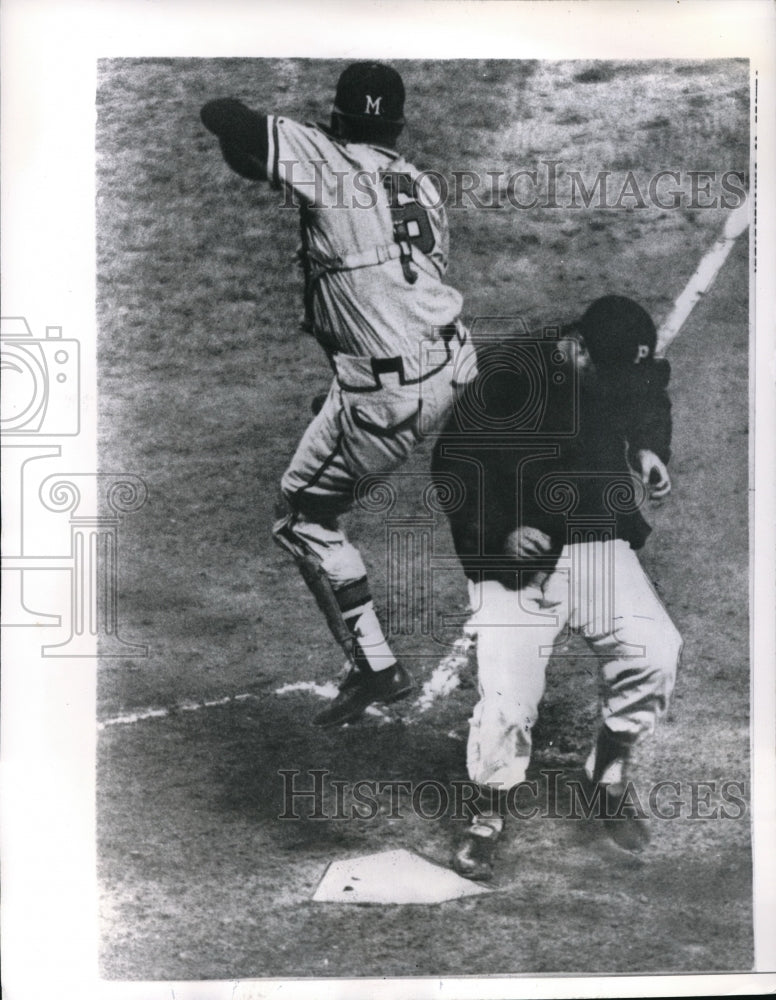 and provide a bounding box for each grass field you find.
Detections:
[96,58,751,979]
